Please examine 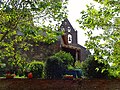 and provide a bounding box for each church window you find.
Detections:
[68,34,72,44]
[64,22,67,25]
[68,26,71,32]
